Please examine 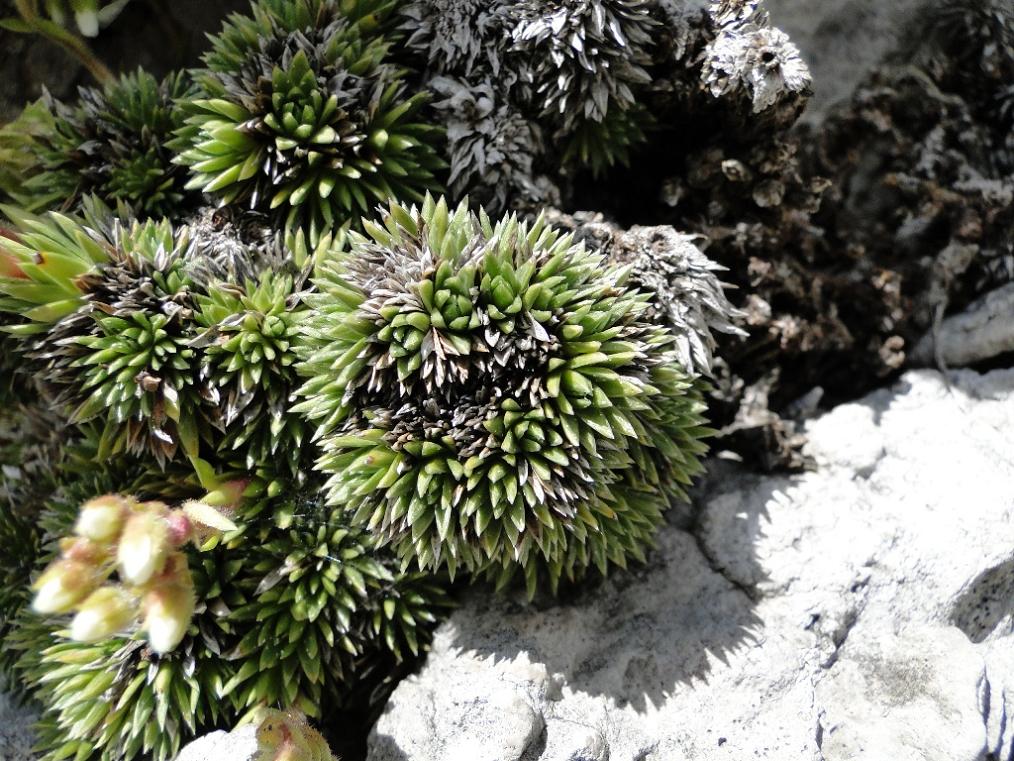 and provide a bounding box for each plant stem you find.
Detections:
[13,0,114,84]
